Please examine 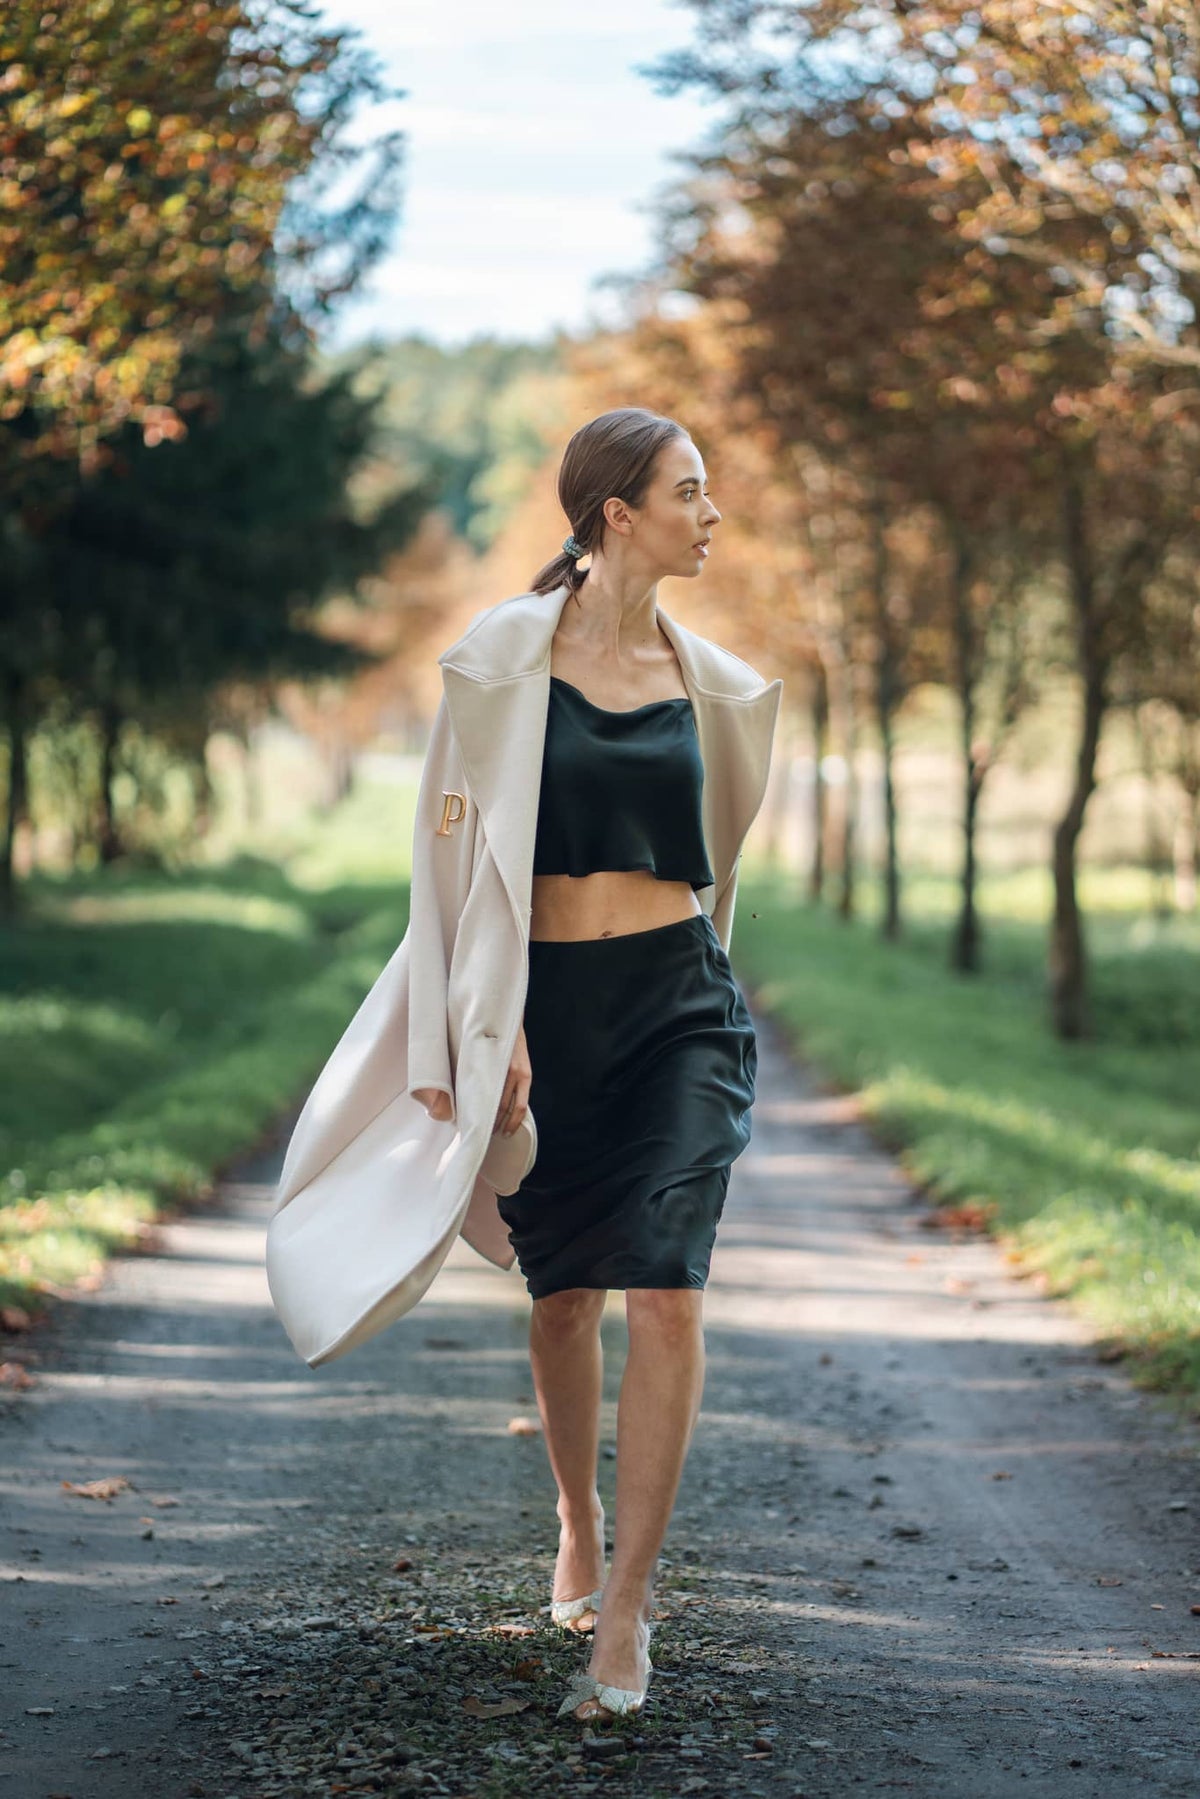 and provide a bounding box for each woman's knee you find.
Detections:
[531,1287,606,1338]
[625,1286,704,1342]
